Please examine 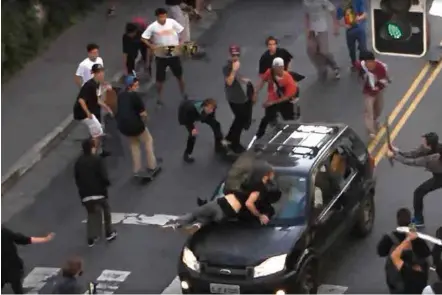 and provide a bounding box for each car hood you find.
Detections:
[190,223,306,266]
